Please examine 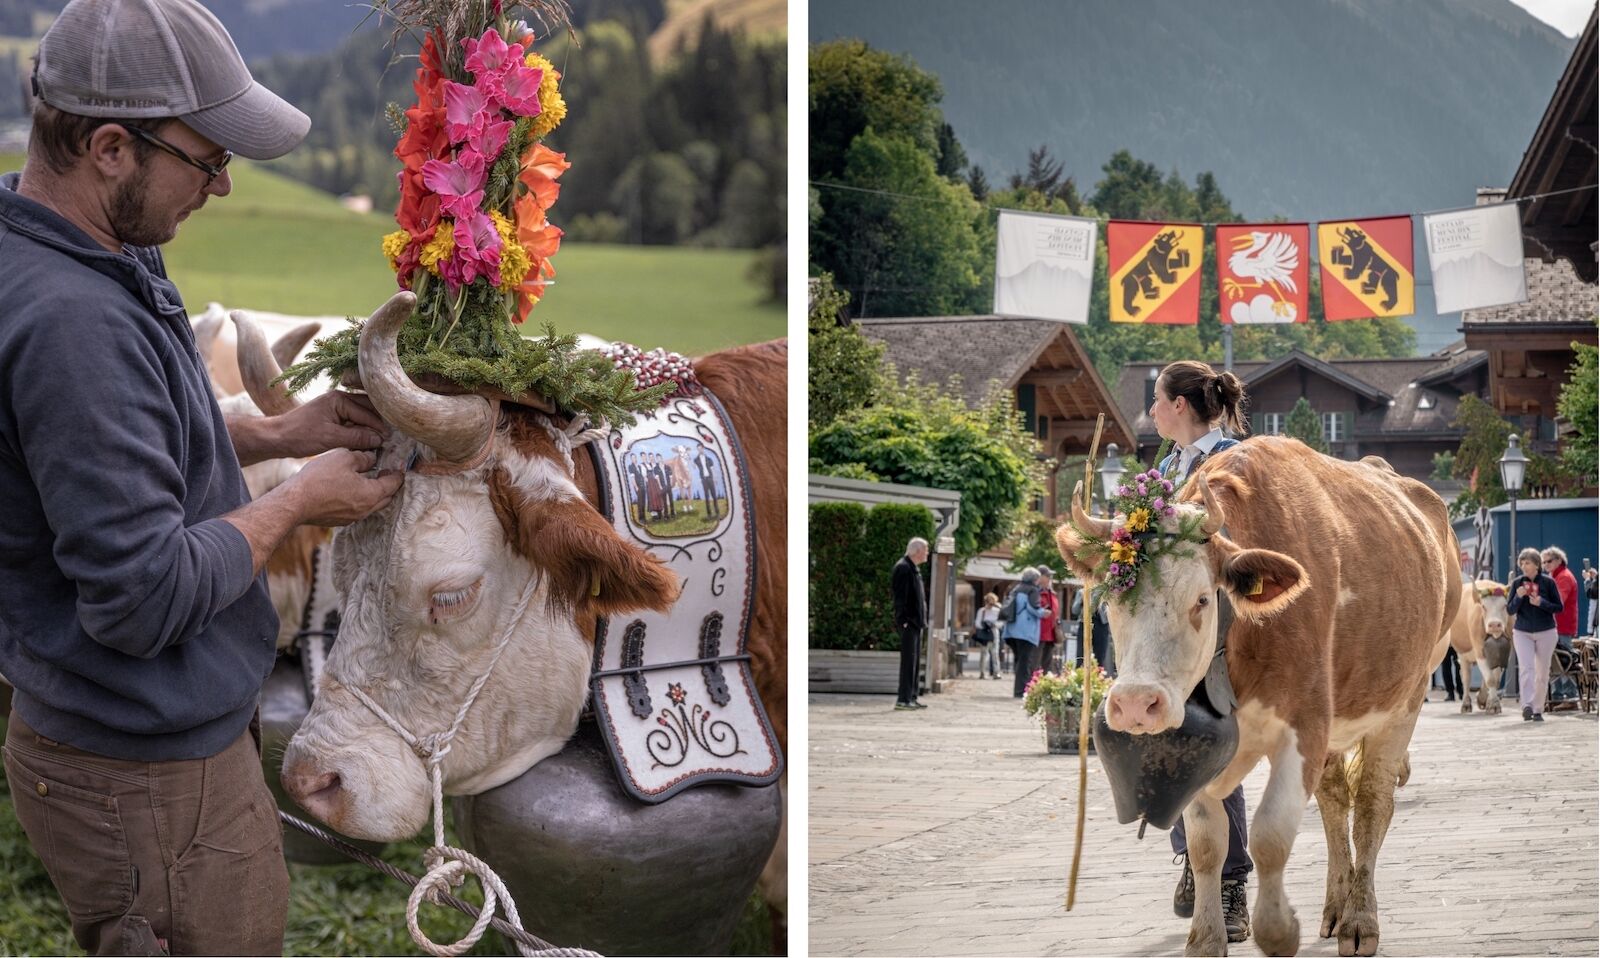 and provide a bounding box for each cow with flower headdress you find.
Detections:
[253,3,788,953]
[1056,437,1459,957]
